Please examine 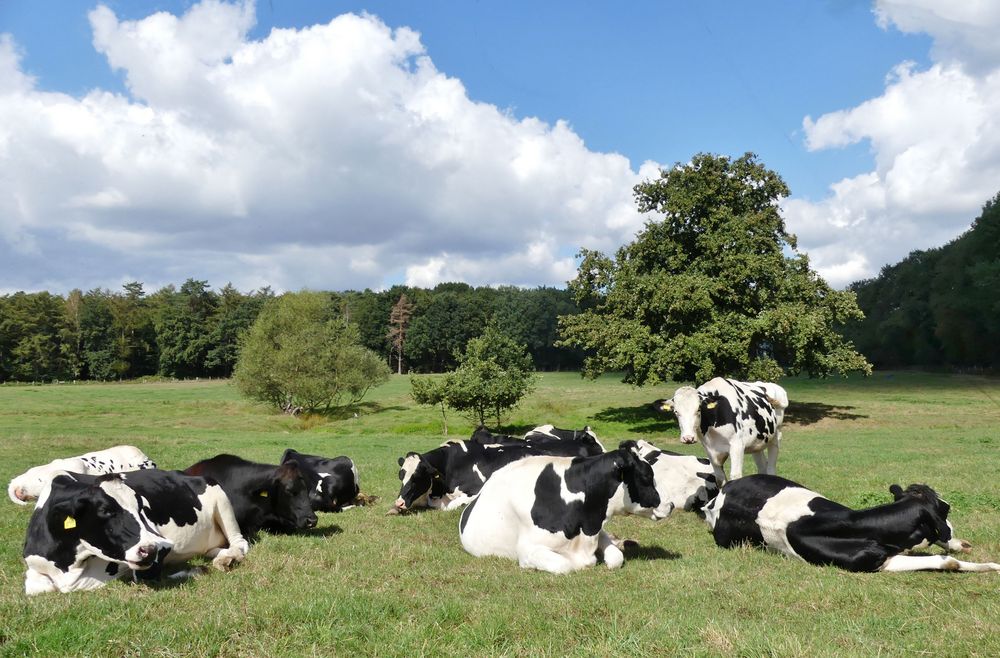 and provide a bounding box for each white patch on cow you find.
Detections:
[702,491,726,530]
[472,464,486,483]
[755,487,822,560]
[349,459,360,489]
[316,473,331,494]
[558,464,586,505]
[881,555,1000,573]
[634,440,716,512]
